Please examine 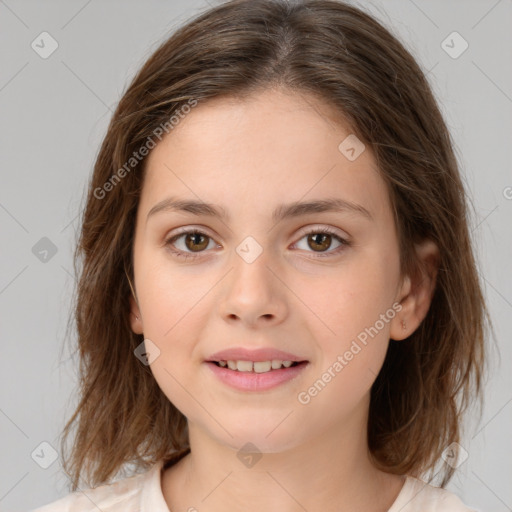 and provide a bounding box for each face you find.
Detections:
[129,88,413,453]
